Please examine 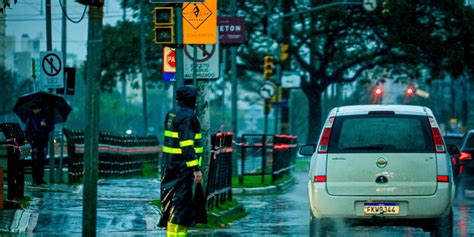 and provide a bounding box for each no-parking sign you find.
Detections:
[40,51,64,89]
